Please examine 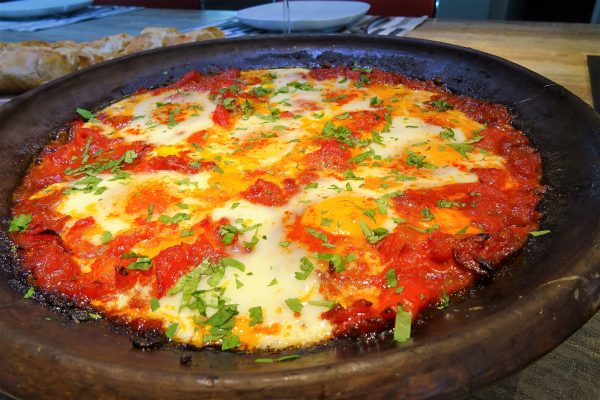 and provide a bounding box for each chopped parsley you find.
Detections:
[295,257,314,280]
[23,287,35,299]
[405,150,436,169]
[321,121,368,148]
[456,224,471,235]
[324,94,348,102]
[436,289,450,310]
[248,306,263,326]
[420,207,435,221]
[308,300,337,309]
[448,143,474,158]
[285,298,303,312]
[315,252,346,273]
[305,227,335,248]
[219,221,262,245]
[374,191,402,215]
[158,213,191,224]
[76,107,96,121]
[428,99,454,112]
[359,220,389,244]
[343,169,364,181]
[348,149,375,163]
[250,85,273,97]
[394,305,412,342]
[221,335,241,350]
[355,73,371,88]
[385,269,398,288]
[63,149,138,195]
[370,96,382,106]
[146,203,154,223]
[165,323,178,339]
[409,224,440,234]
[180,229,195,238]
[99,231,112,244]
[436,199,466,208]
[255,354,300,363]
[123,254,152,271]
[439,127,456,141]
[287,81,314,91]
[529,230,551,236]
[9,214,32,233]
[88,312,102,320]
